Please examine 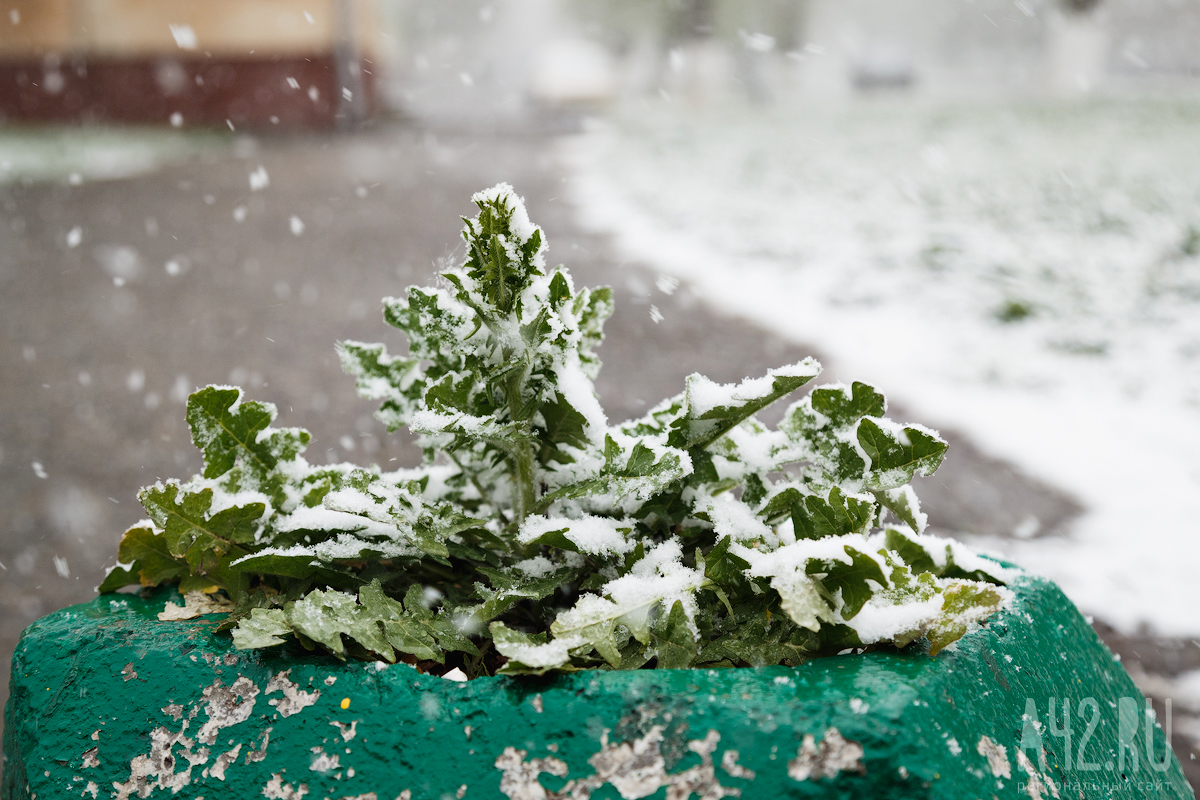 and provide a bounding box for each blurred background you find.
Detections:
[1,0,1199,788]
